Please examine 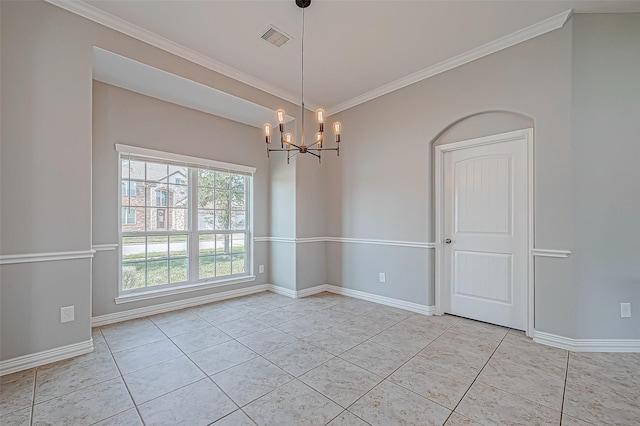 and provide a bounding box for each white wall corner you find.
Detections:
[268,284,298,298]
